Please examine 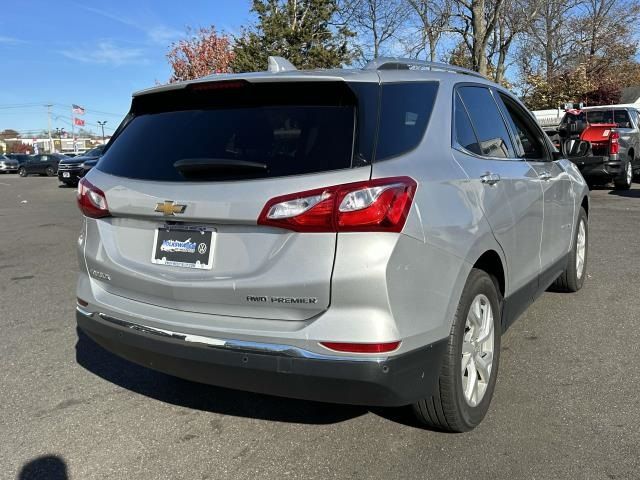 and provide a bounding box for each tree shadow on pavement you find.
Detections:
[75,328,366,425]
[18,455,68,480]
